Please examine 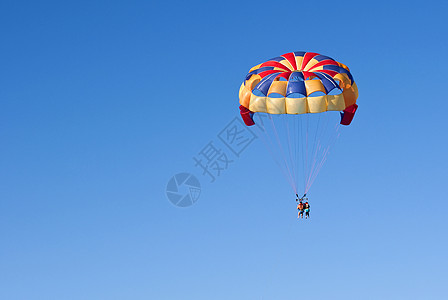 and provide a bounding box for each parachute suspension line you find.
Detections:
[285,116,298,194]
[258,117,295,190]
[253,111,343,196]
[305,143,330,194]
[304,114,310,195]
[305,113,322,192]
[306,112,330,193]
[305,120,323,194]
[255,114,297,193]
[268,113,297,194]
[294,115,300,193]
[304,122,342,194]
[299,115,306,194]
